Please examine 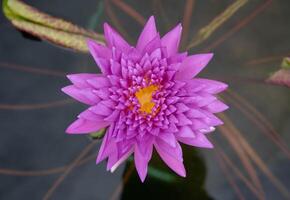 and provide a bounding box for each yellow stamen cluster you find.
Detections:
[135,85,158,114]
